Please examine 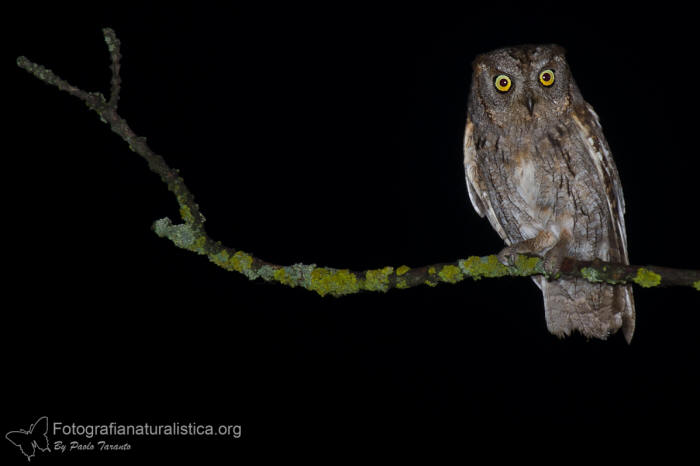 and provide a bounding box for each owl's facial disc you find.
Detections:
[470,45,573,126]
